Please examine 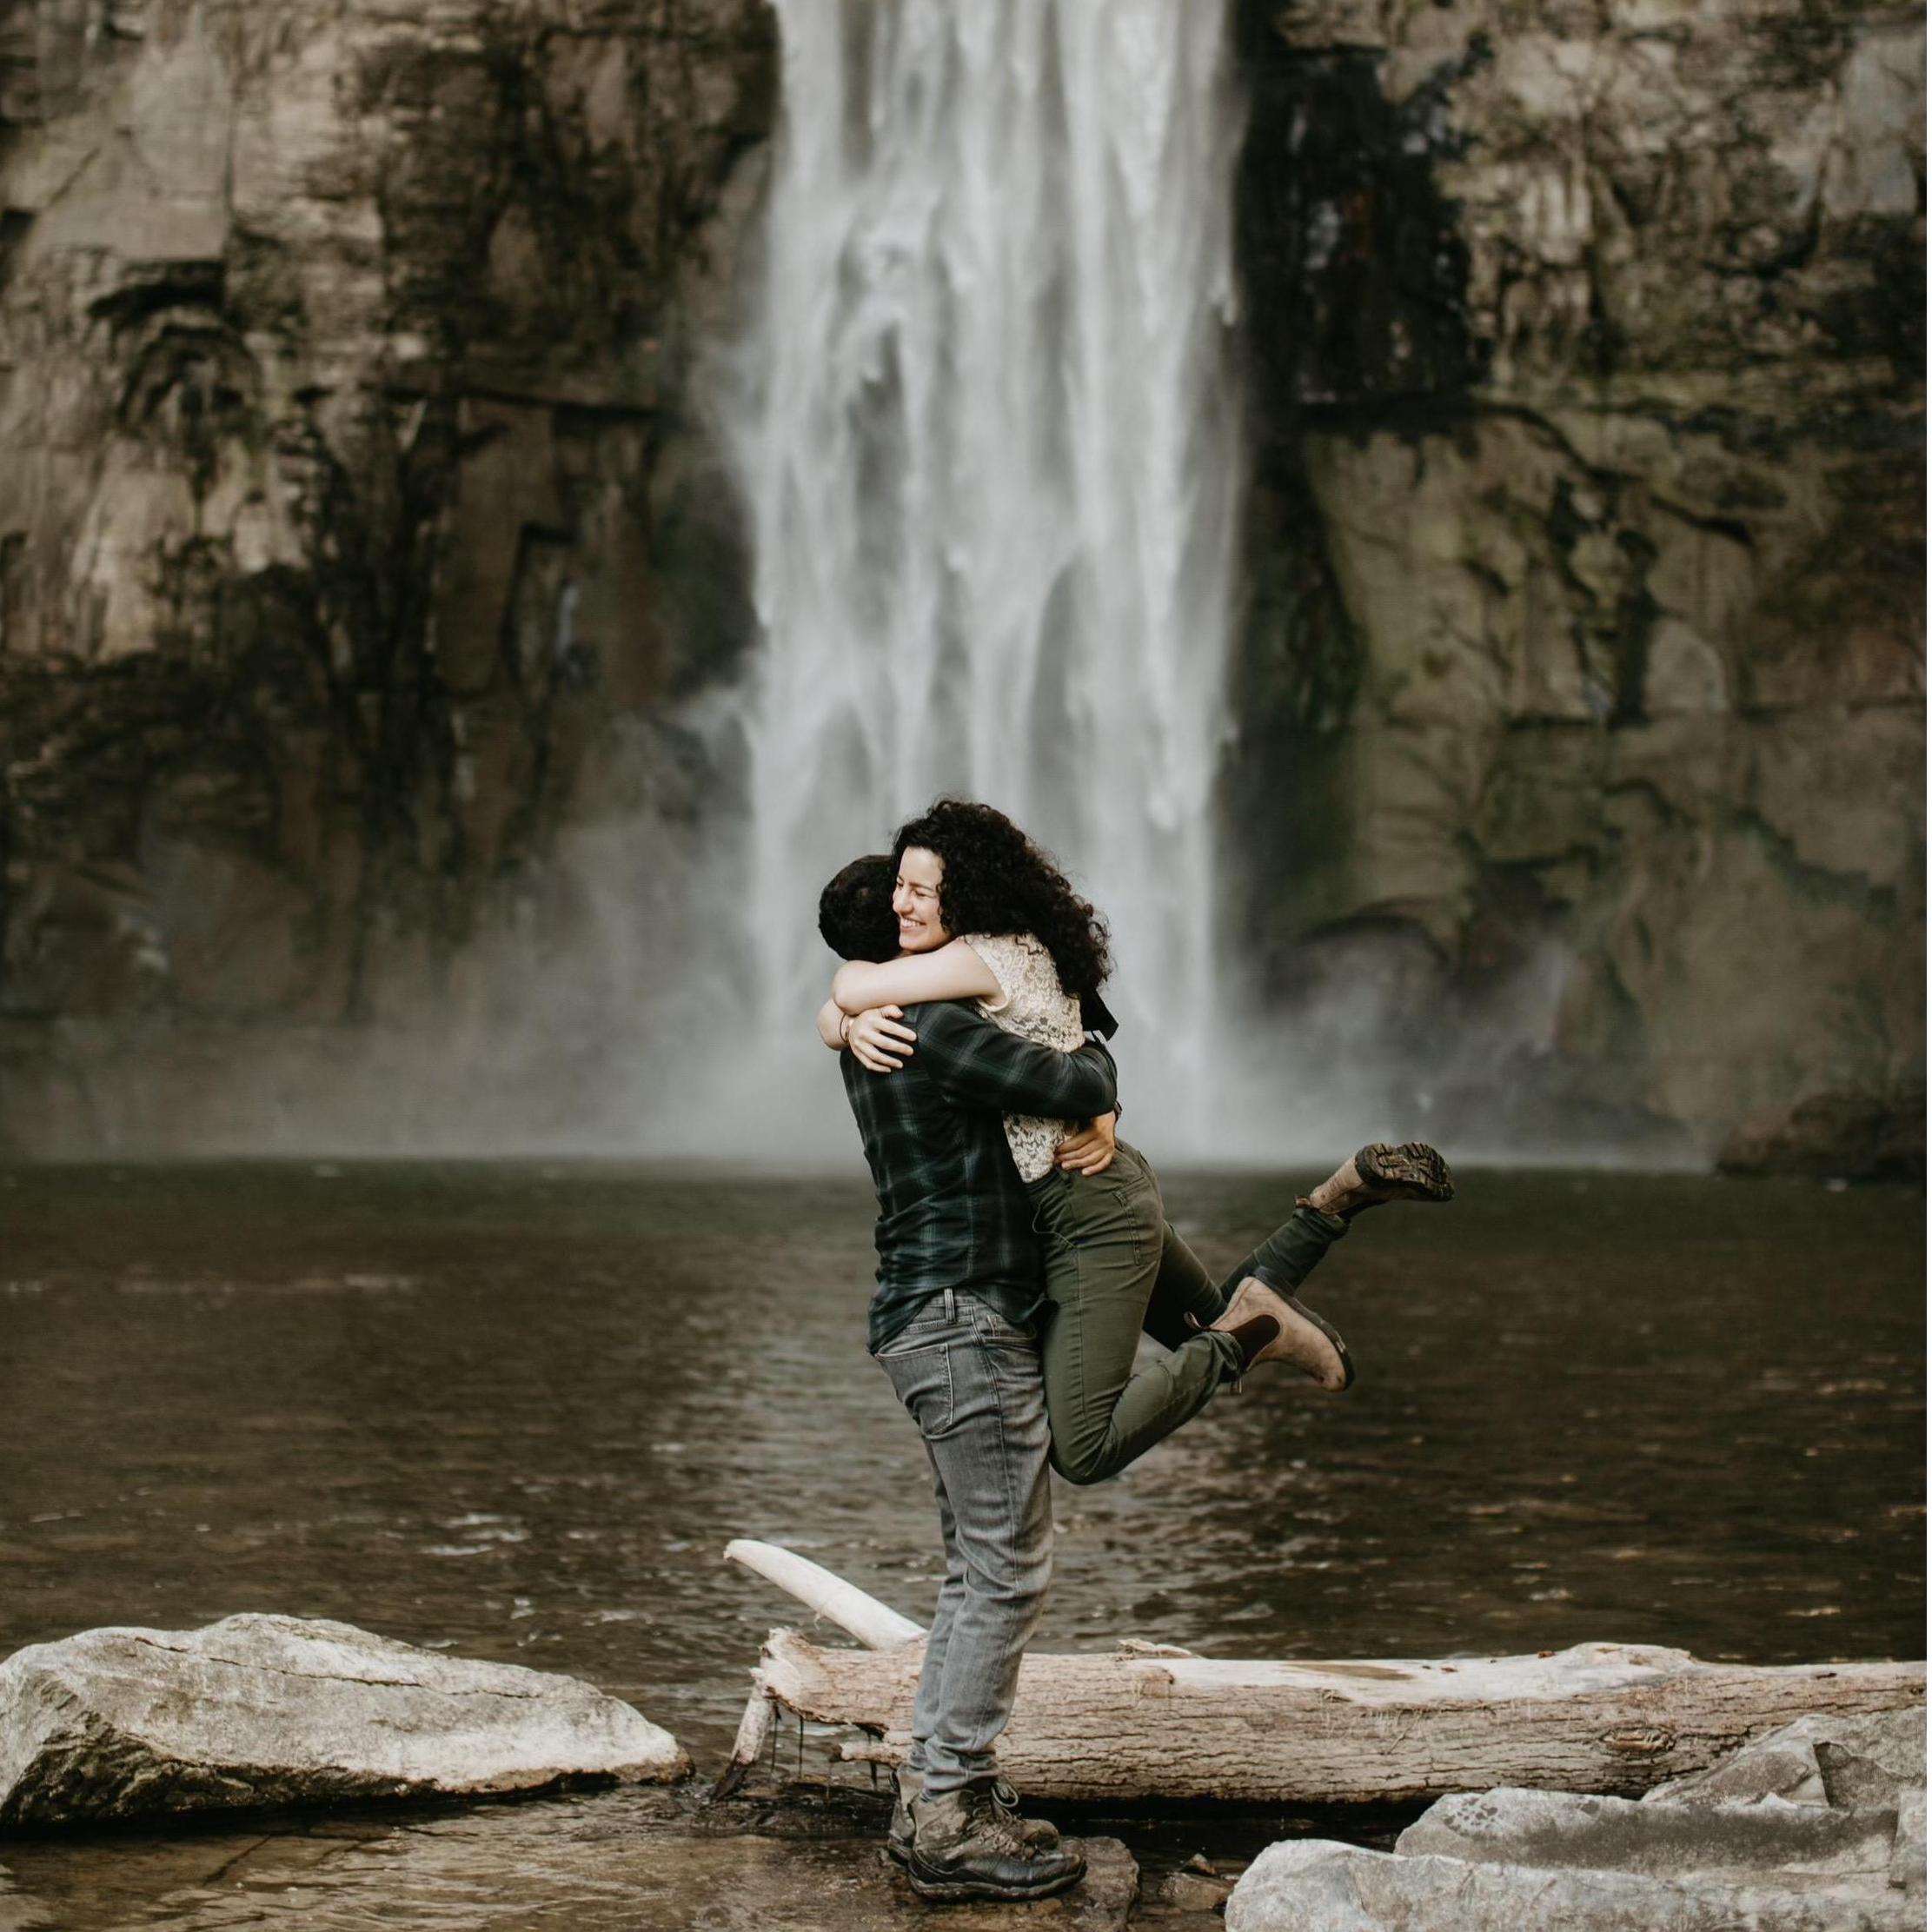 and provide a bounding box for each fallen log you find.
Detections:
[719,1541,1925,1806]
